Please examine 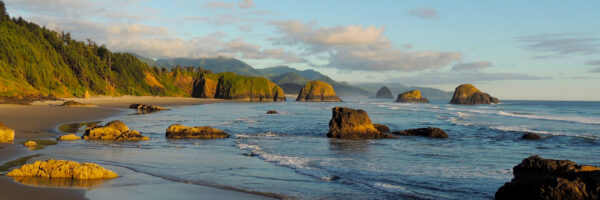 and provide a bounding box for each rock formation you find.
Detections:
[396,90,429,103]
[327,107,392,139]
[24,141,37,147]
[129,104,169,112]
[296,81,342,102]
[61,100,96,107]
[192,72,286,101]
[83,120,149,141]
[449,84,499,105]
[496,155,600,199]
[373,124,390,134]
[266,110,278,114]
[165,124,229,139]
[57,134,81,141]
[521,133,541,140]
[392,127,449,138]
[375,87,394,99]
[7,159,119,179]
[83,90,91,99]
[0,122,15,143]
